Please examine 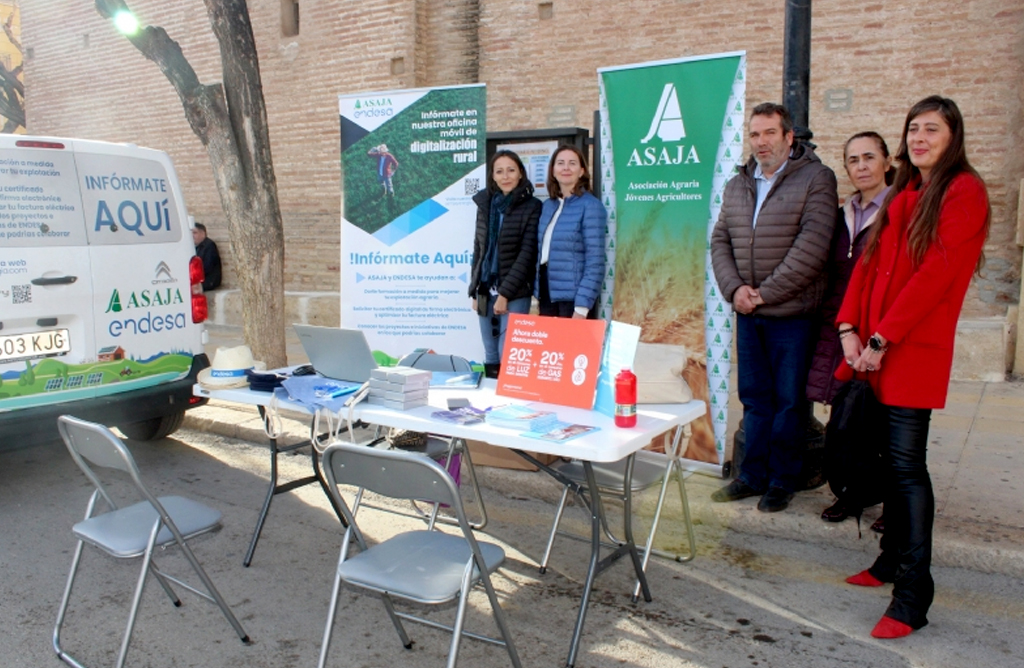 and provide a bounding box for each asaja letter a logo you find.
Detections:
[641,83,686,143]
[628,82,700,166]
